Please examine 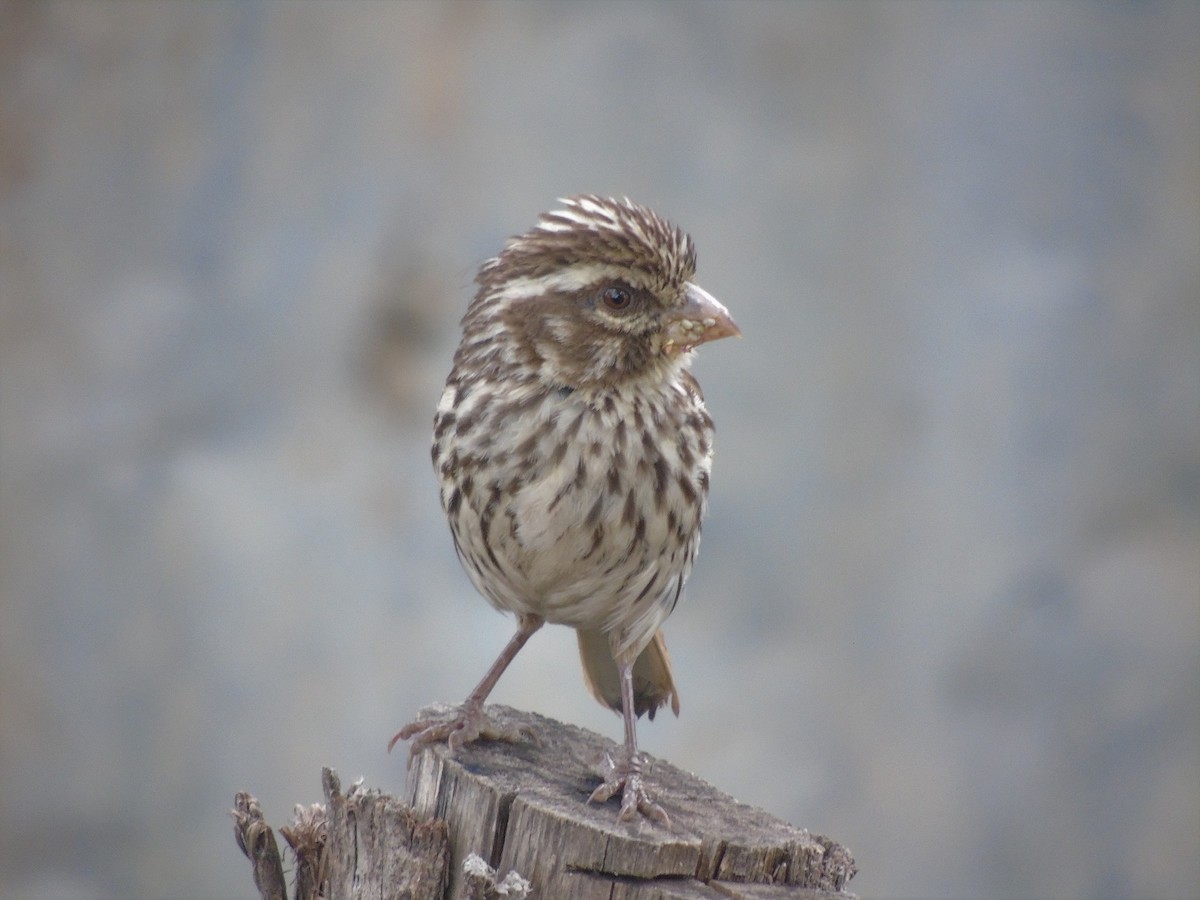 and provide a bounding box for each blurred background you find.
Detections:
[1,2,1197,897]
